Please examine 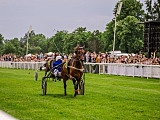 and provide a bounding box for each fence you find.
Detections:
[0,61,160,79]
[84,63,160,79]
[0,61,45,70]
